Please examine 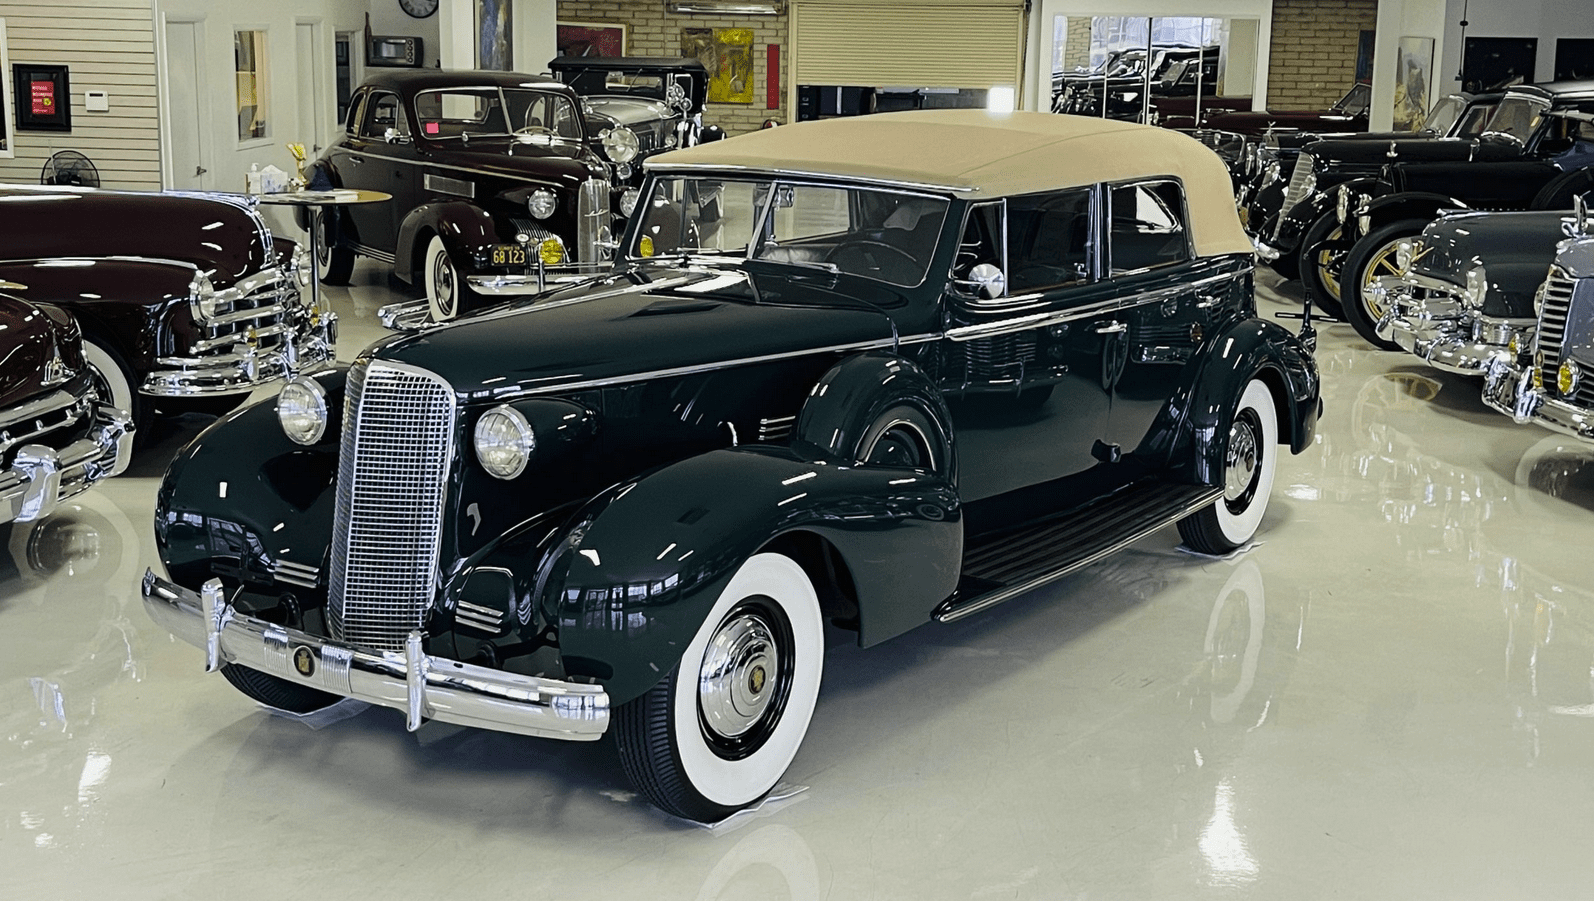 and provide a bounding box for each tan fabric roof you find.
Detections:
[648,109,1253,258]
